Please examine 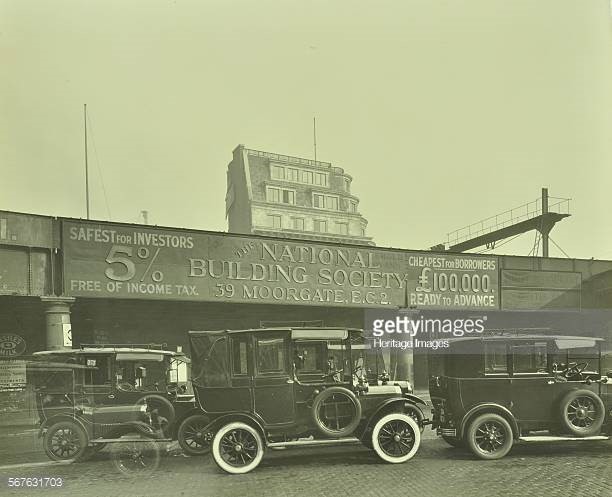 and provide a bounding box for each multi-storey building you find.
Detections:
[226,145,374,245]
